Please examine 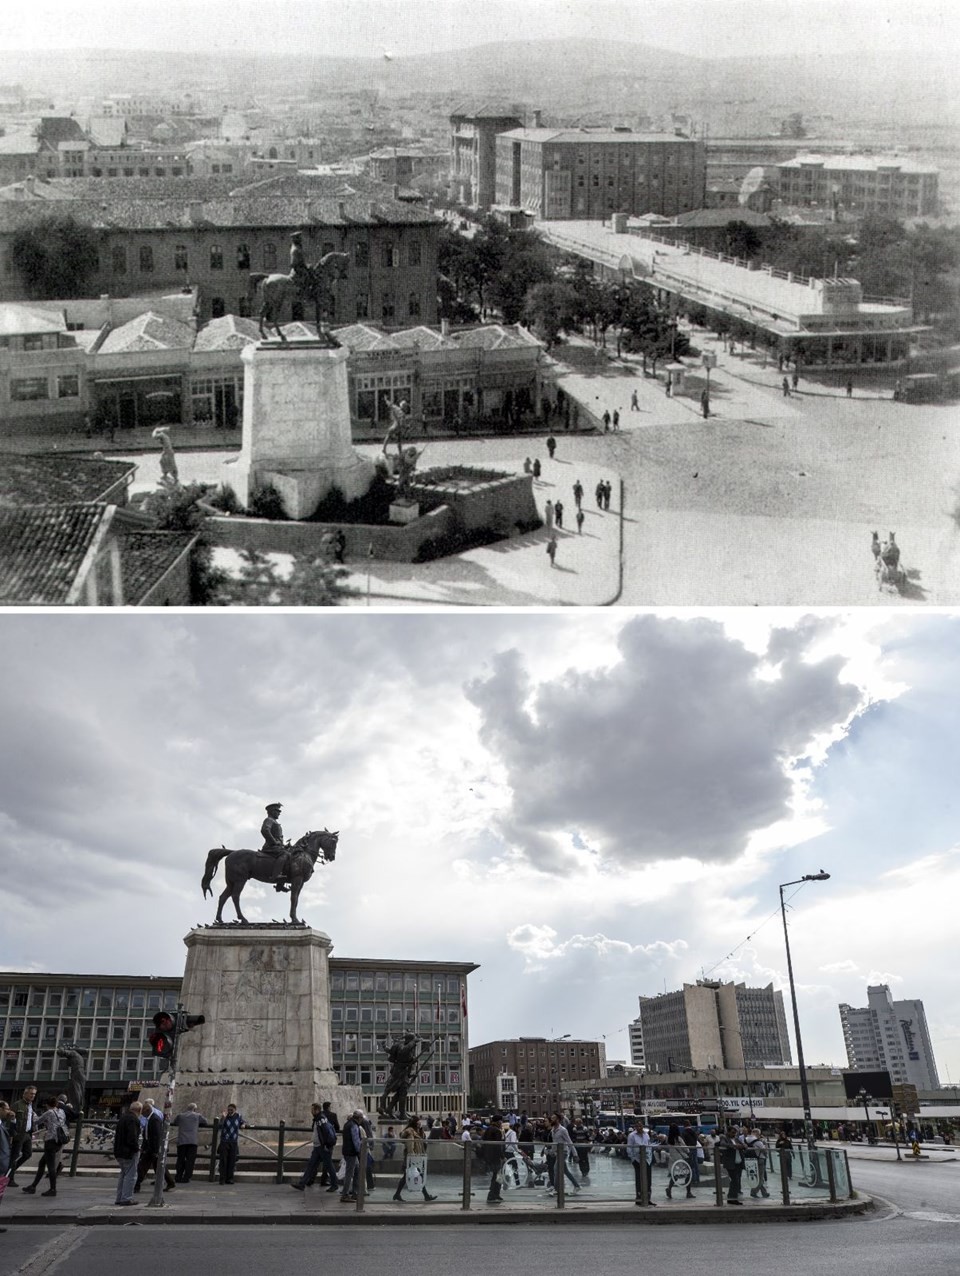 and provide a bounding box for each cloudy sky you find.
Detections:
[2,609,960,1085]
[6,0,955,61]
